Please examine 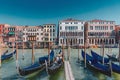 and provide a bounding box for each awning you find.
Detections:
[8,32,15,35]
